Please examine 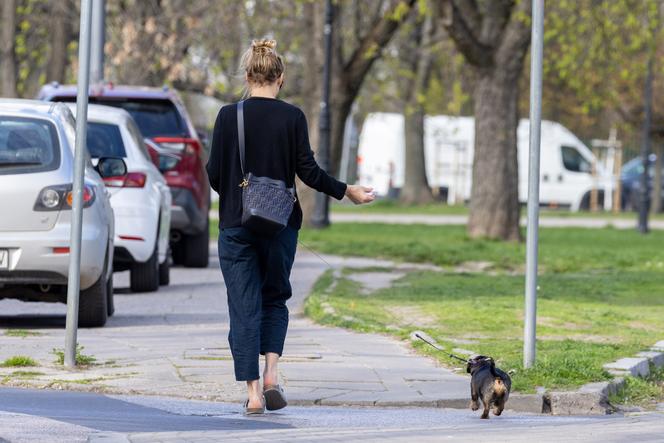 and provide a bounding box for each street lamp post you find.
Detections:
[523,0,544,369]
[90,0,105,84]
[311,0,334,228]
[638,57,654,234]
[64,0,93,367]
